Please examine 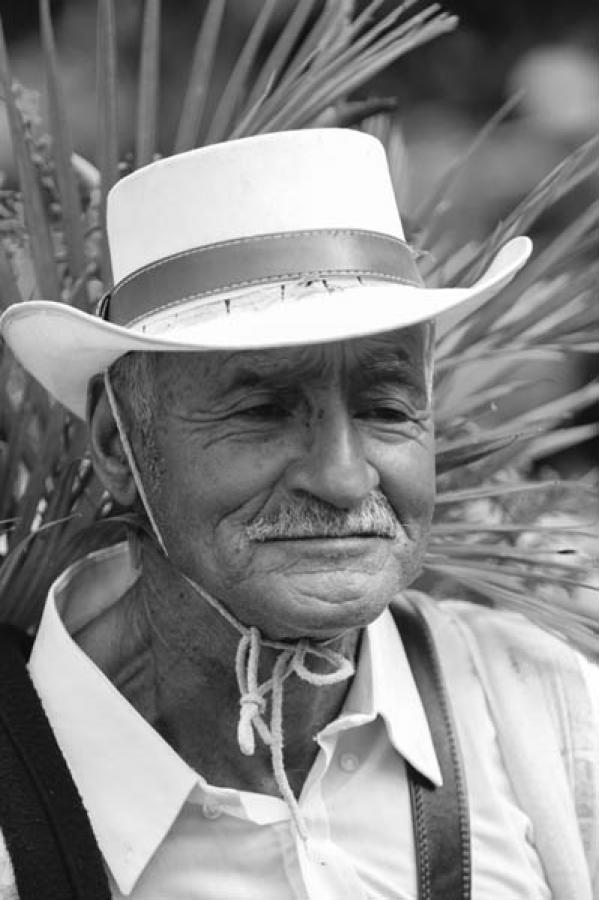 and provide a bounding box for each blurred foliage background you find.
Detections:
[0,0,597,648]
[2,0,597,468]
